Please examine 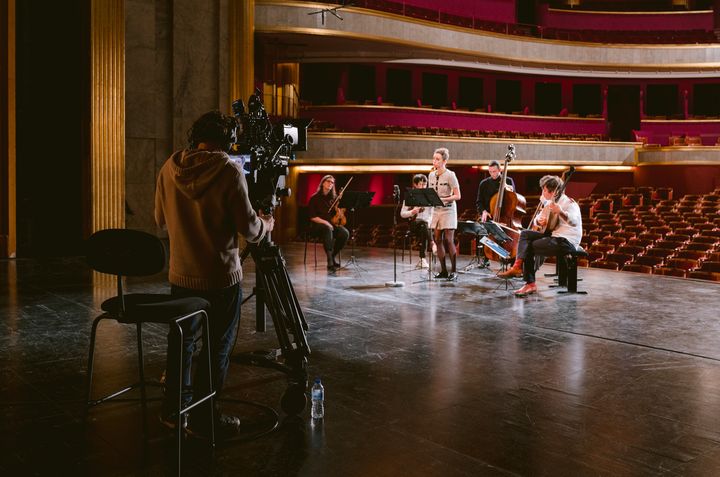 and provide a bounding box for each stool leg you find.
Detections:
[304,236,308,264]
[567,256,578,293]
[201,312,216,448]
[135,322,147,413]
[557,255,568,287]
[558,255,588,295]
[85,316,103,405]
